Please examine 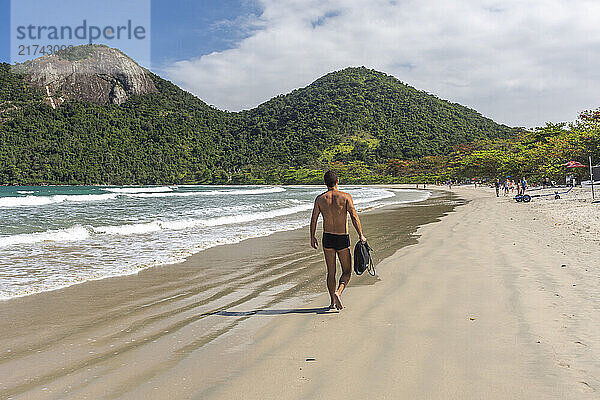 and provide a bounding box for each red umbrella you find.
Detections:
[563,161,586,168]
